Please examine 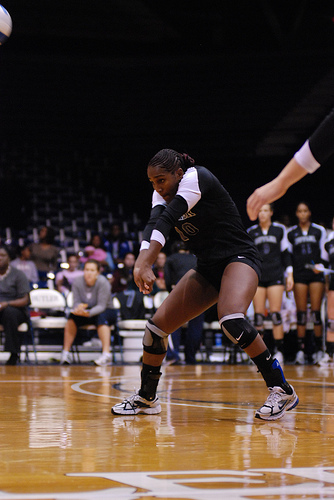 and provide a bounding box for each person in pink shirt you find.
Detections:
[80,234,110,272]
[56,254,84,296]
